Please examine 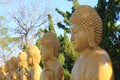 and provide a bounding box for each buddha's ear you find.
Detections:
[86,26,95,48]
